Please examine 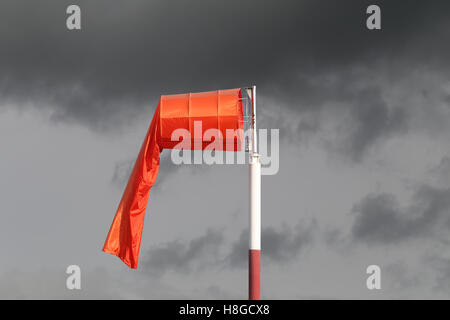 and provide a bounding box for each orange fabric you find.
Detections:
[103,89,243,268]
